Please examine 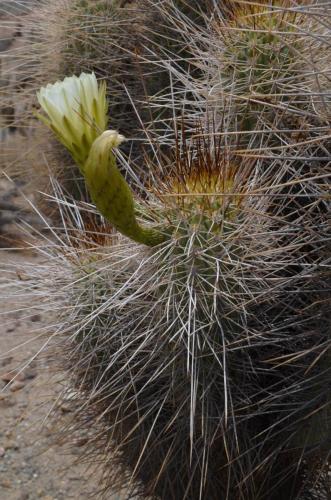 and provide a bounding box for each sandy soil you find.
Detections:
[0,170,131,500]
[0,249,104,500]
